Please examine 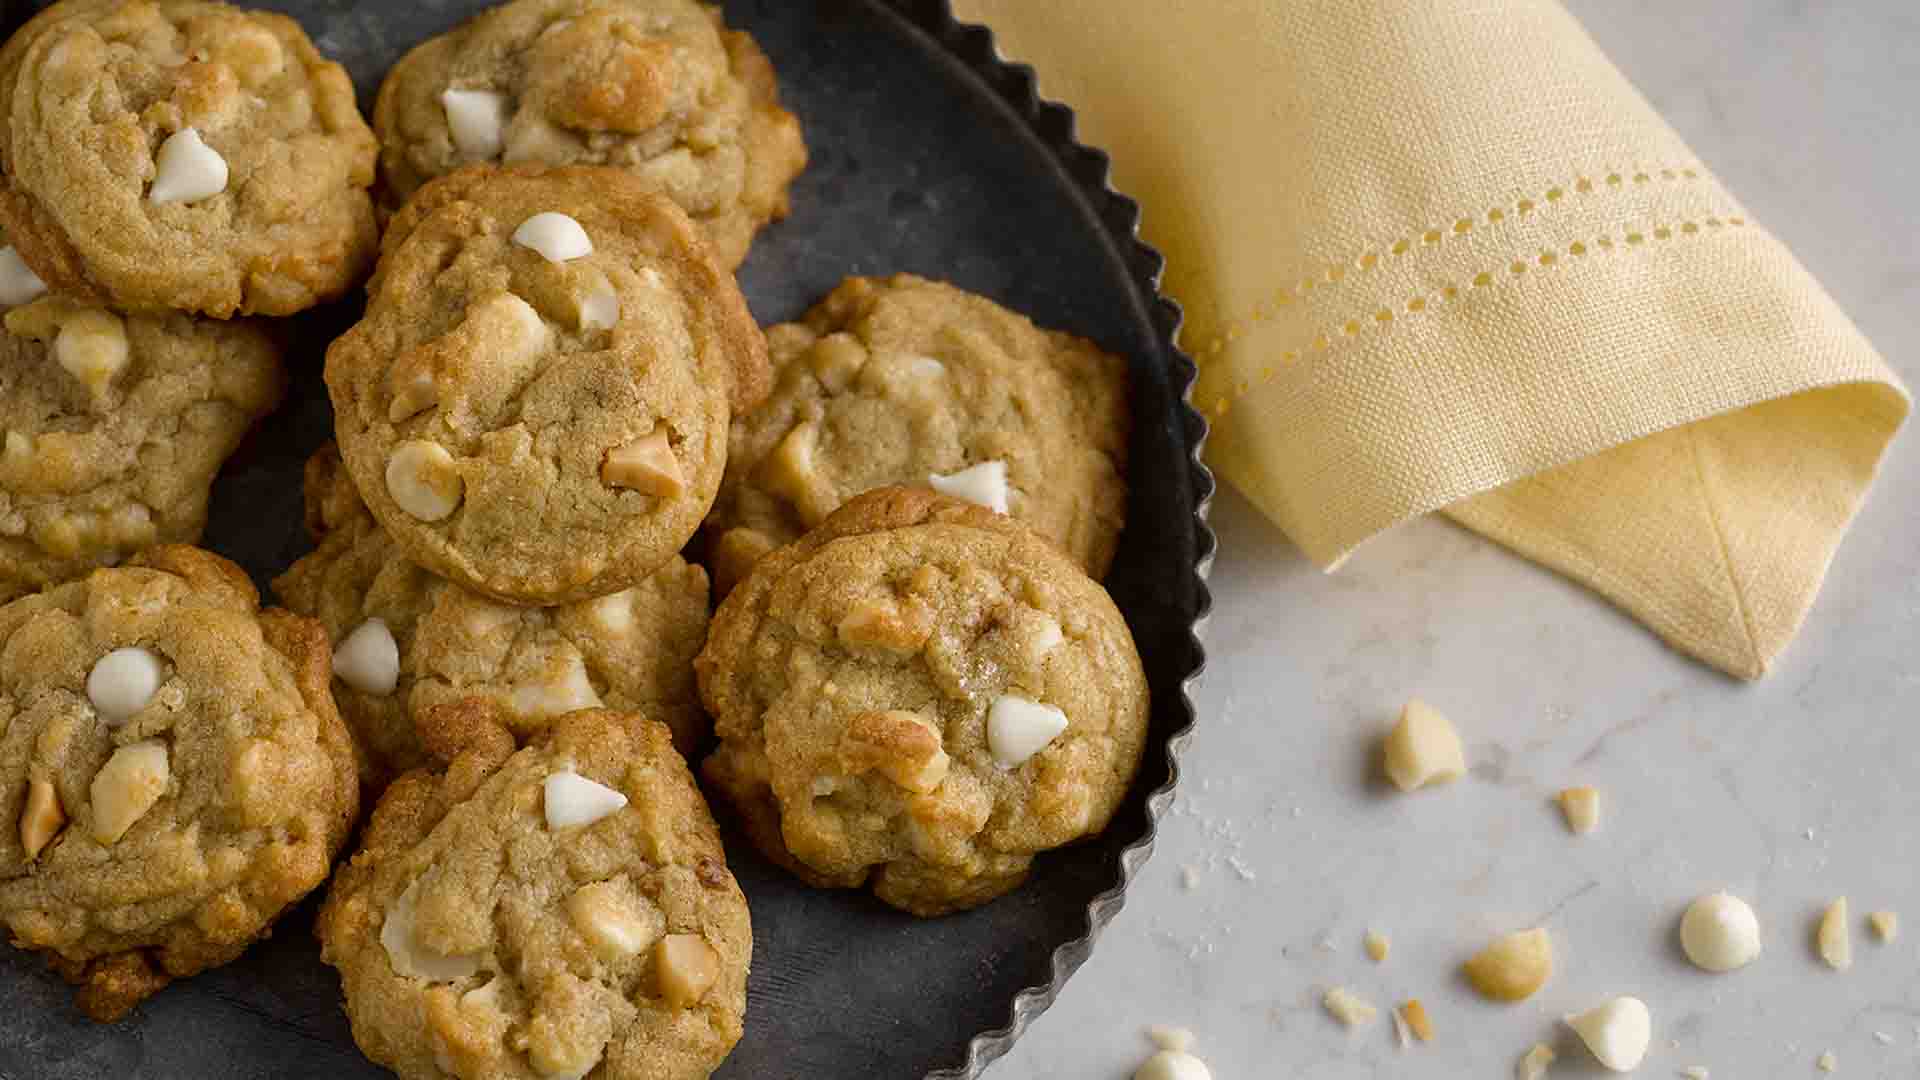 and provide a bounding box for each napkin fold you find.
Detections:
[952,0,1908,678]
